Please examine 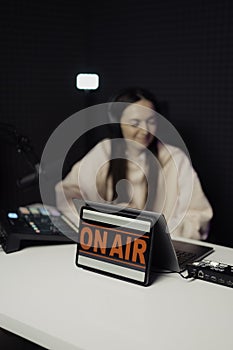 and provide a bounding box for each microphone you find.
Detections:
[0,123,43,189]
[17,164,40,189]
